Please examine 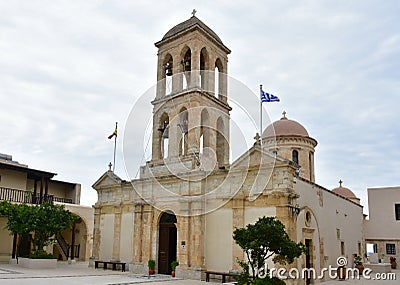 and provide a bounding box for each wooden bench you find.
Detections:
[95,260,126,272]
[205,271,238,283]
